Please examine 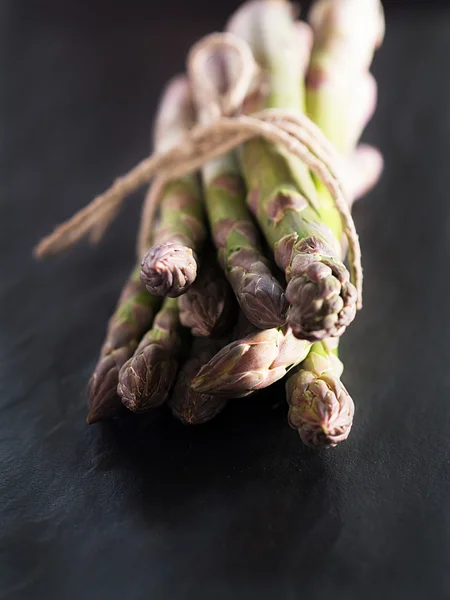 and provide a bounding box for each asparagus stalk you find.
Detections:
[86,266,161,423]
[286,341,354,448]
[285,0,384,447]
[191,325,311,399]
[203,157,290,330]
[227,0,357,342]
[228,0,317,204]
[178,252,237,337]
[168,337,228,425]
[306,0,385,155]
[117,297,182,412]
[188,50,288,329]
[140,77,206,298]
[306,0,384,225]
